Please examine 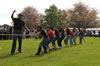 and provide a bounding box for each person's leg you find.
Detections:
[70,36,73,46]
[36,47,41,55]
[79,35,81,44]
[43,45,47,53]
[46,38,51,49]
[43,38,48,53]
[51,37,56,49]
[73,36,77,45]
[11,36,17,54]
[64,35,70,47]
[60,38,62,47]
[57,38,61,47]
[80,35,83,44]
[18,36,22,52]
[58,38,62,48]
[36,39,44,55]
[81,35,84,44]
